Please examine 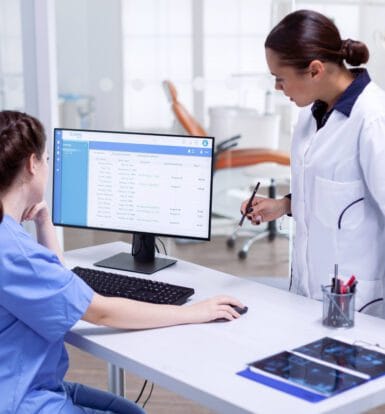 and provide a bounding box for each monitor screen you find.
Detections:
[53,128,214,273]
